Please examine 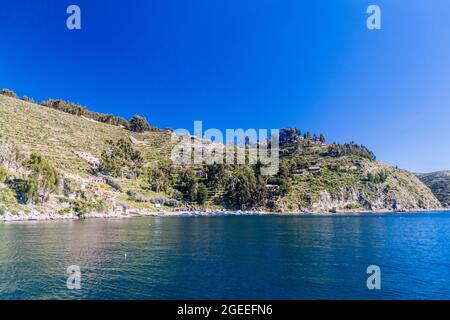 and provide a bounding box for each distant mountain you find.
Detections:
[417,171,450,207]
